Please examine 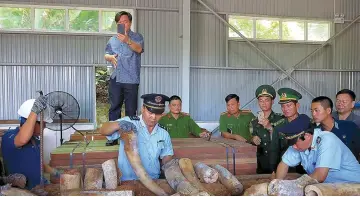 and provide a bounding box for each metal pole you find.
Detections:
[196,0,316,98]
[242,14,360,108]
[38,91,44,188]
